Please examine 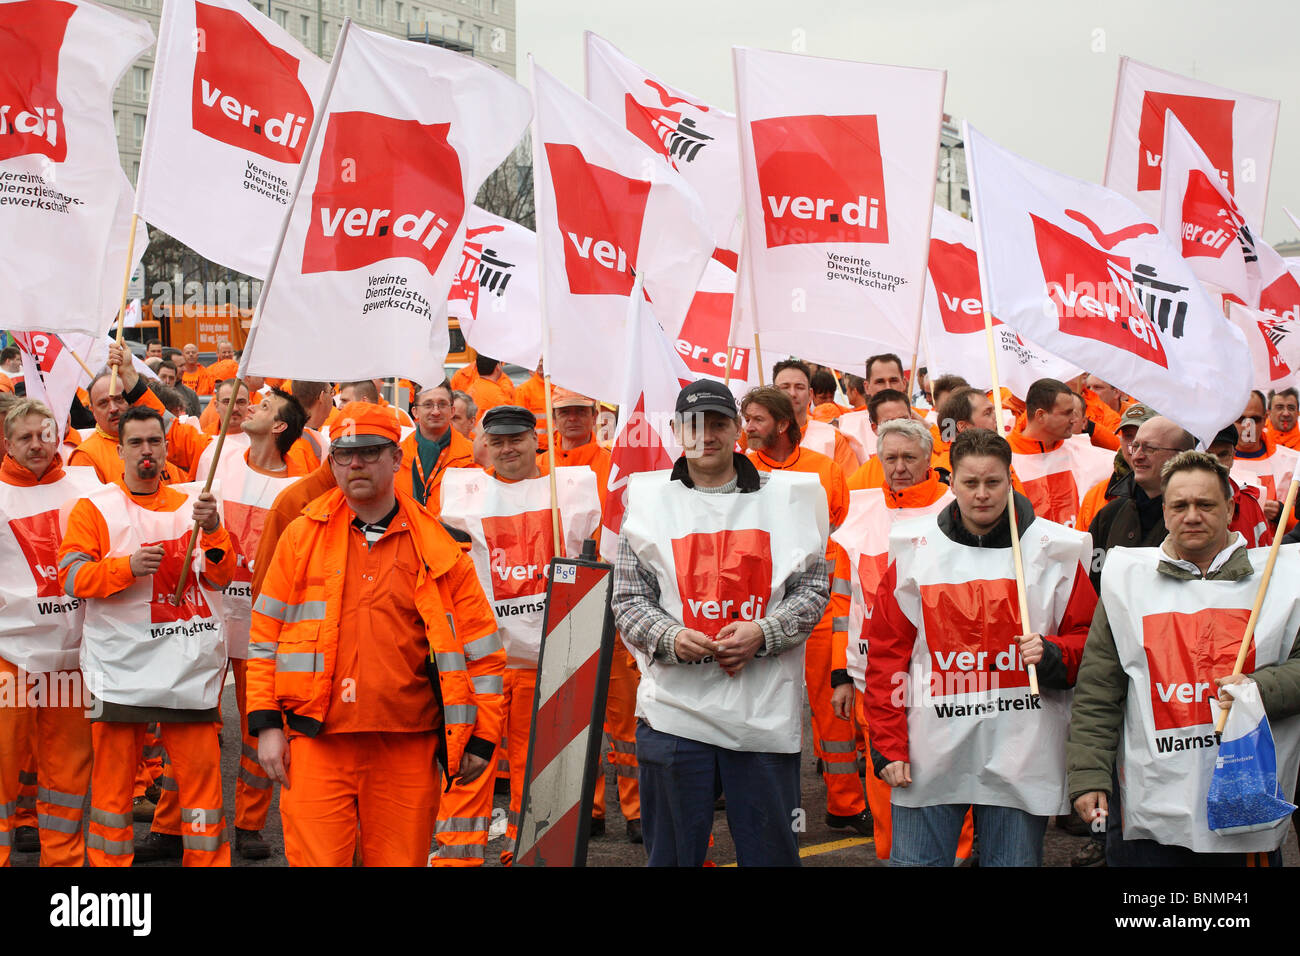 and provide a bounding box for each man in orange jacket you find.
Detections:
[249,403,505,867]
[179,343,216,397]
[741,386,868,836]
[466,354,514,421]
[1267,387,1300,451]
[847,390,919,491]
[59,405,236,867]
[397,381,477,515]
[206,341,239,384]
[0,399,101,866]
